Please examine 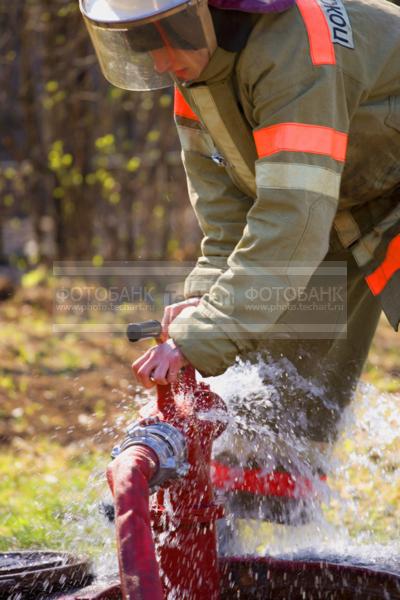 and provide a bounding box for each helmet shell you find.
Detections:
[82,0,189,23]
[208,0,295,13]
